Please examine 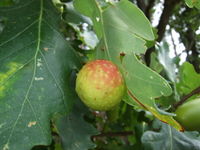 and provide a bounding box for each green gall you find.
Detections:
[175,98,200,131]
